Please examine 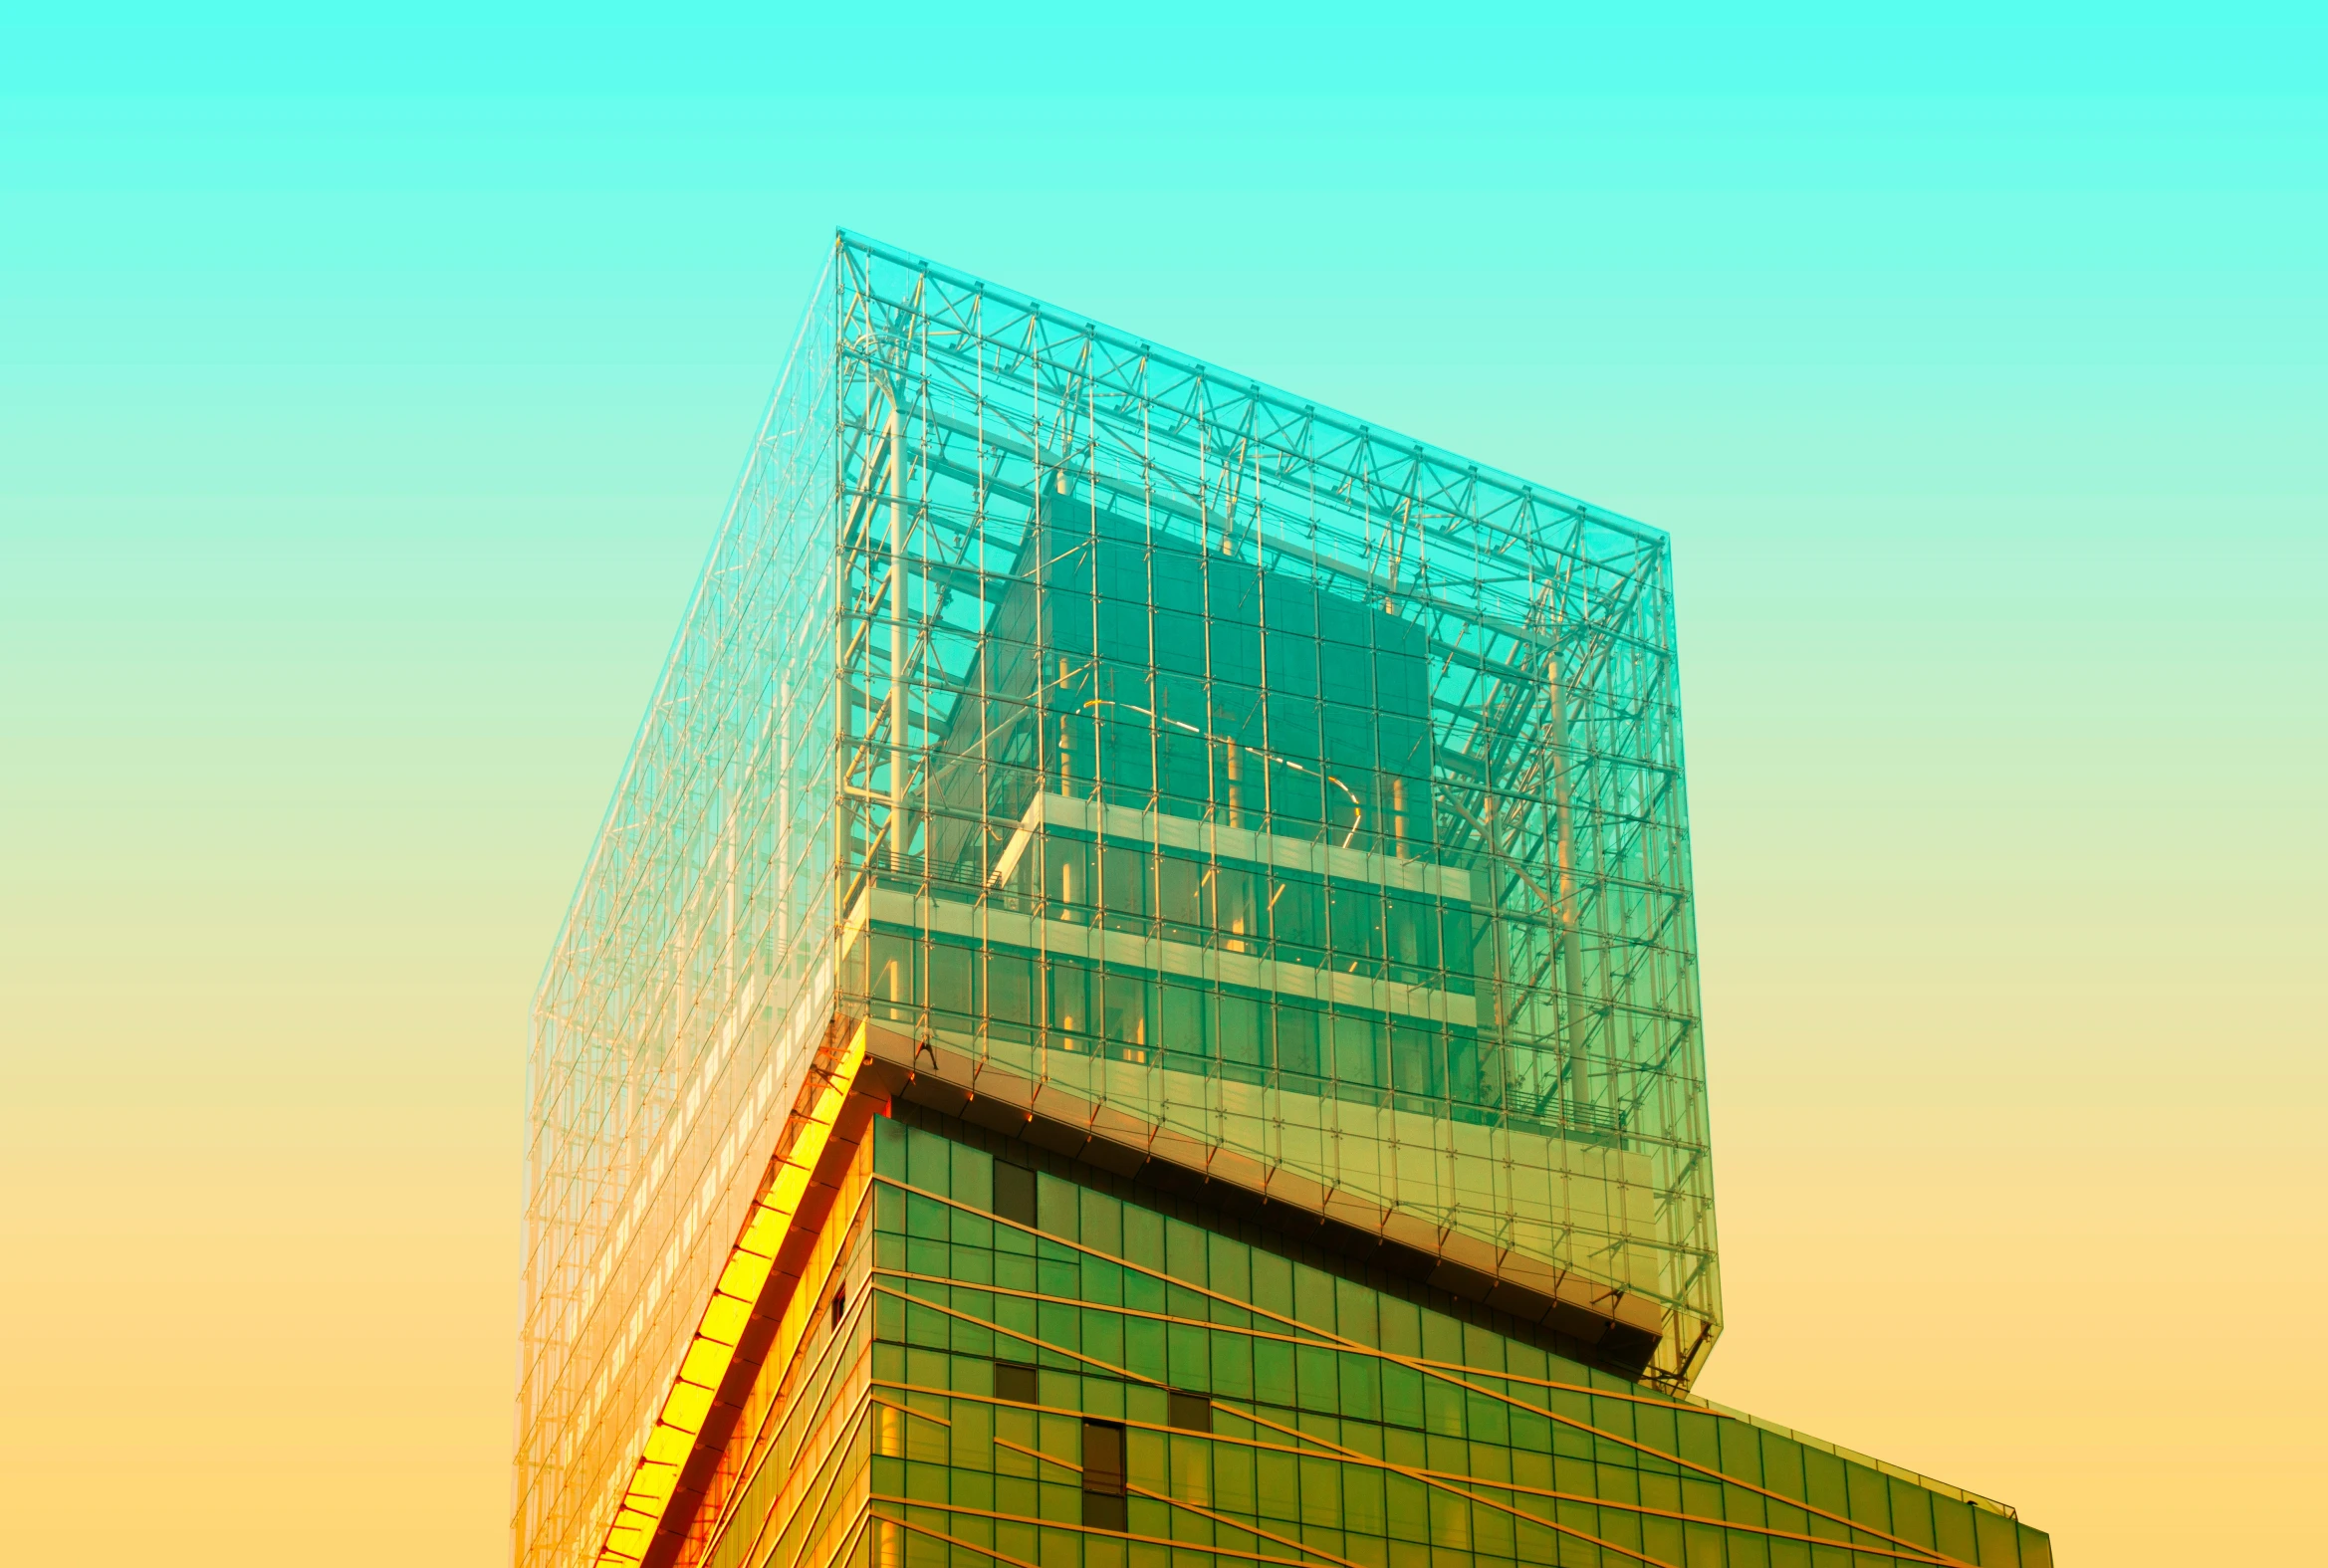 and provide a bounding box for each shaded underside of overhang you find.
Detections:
[856,1023,1665,1379]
